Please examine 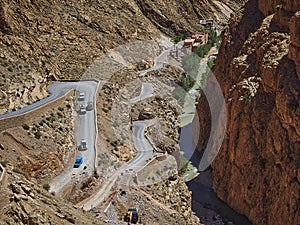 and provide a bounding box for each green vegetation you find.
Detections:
[57,111,63,118]
[180,75,195,92]
[176,53,199,94]
[0,58,9,67]
[198,59,214,89]
[207,28,220,46]
[34,130,42,139]
[207,57,216,69]
[195,43,211,58]
[195,28,220,58]
[22,124,30,130]
[46,115,55,122]
[174,33,185,44]
[242,93,250,104]
[179,153,190,175]
[43,183,51,191]
[256,40,264,48]
[173,28,221,105]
